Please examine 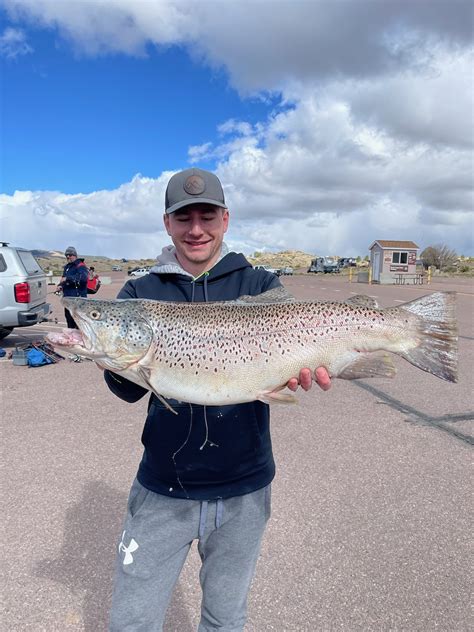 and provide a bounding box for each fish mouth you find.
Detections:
[46,328,85,349]
[72,315,97,353]
[46,327,106,359]
[54,297,102,356]
[46,312,109,359]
